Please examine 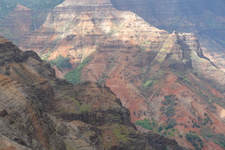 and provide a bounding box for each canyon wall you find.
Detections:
[17,0,225,149]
